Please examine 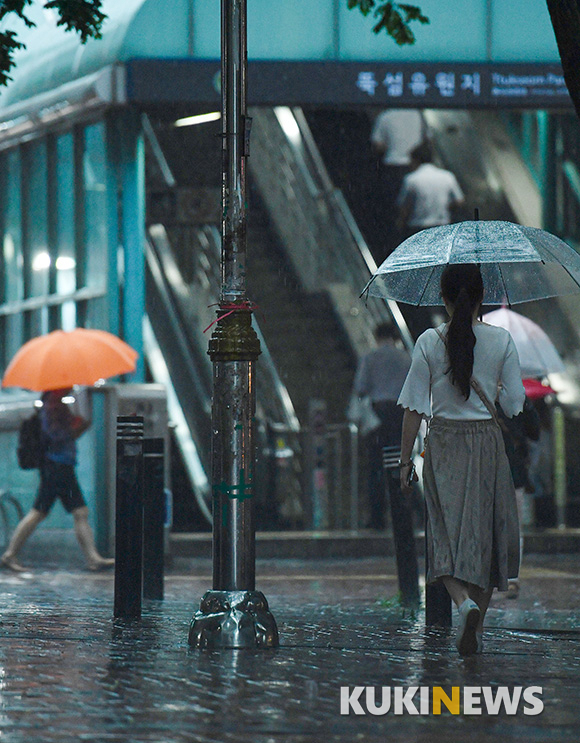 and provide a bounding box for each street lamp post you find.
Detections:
[188,0,279,648]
